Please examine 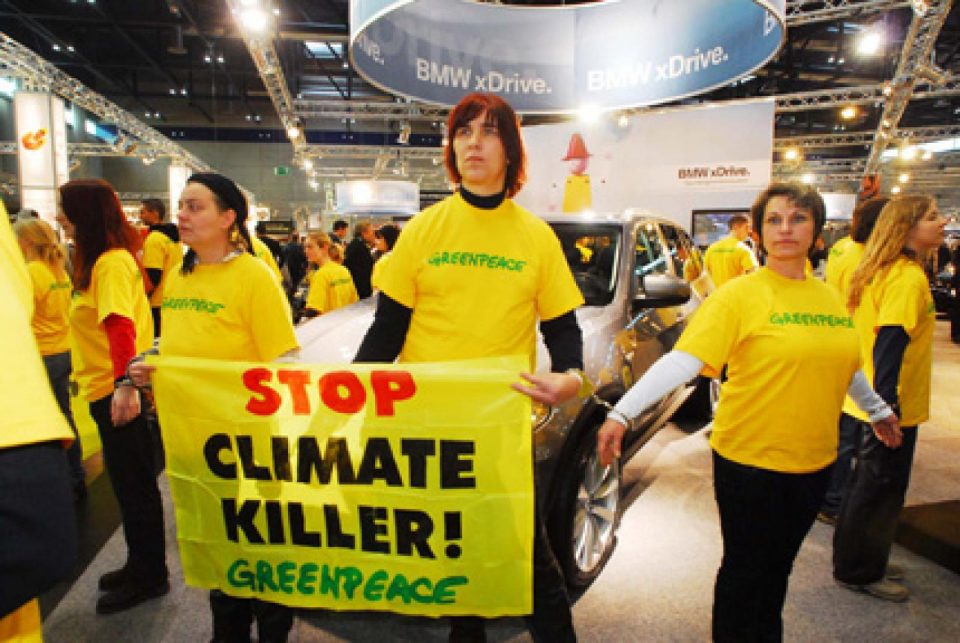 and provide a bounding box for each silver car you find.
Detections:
[296,210,715,589]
